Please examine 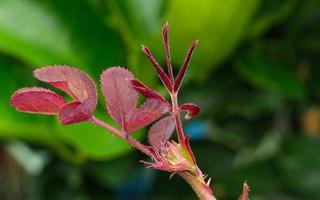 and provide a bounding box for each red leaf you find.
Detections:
[174,40,199,92]
[180,103,200,119]
[148,116,175,149]
[130,79,169,105]
[33,66,97,103]
[125,99,169,133]
[141,45,173,91]
[10,87,66,115]
[162,22,174,81]
[101,67,137,127]
[58,97,96,125]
